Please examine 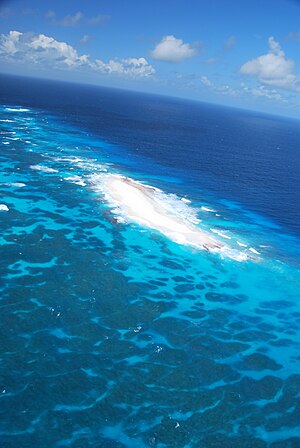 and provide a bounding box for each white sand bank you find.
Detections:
[90,173,254,261]
[109,175,222,250]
